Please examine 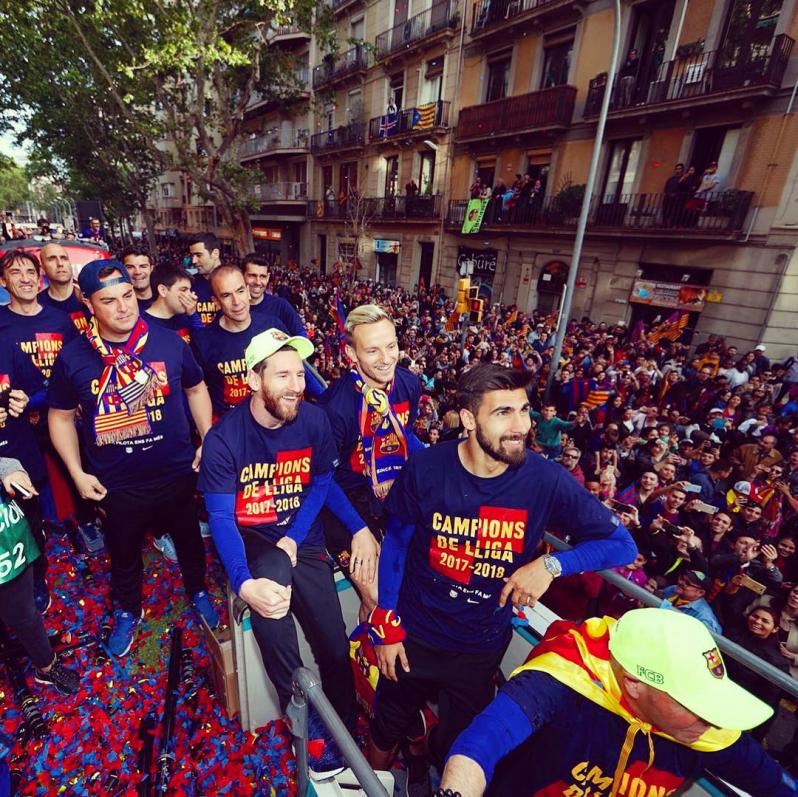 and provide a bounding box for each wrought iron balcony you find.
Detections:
[265,24,310,42]
[310,121,366,154]
[253,182,308,201]
[375,0,459,59]
[310,194,442,220]
[446,189,754,237]
[240,128,310,160]
[470,0,579,38]
[585,34,794,117]
[312,46,369,89]
[368,100,450,140]
[456,84,576,141]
